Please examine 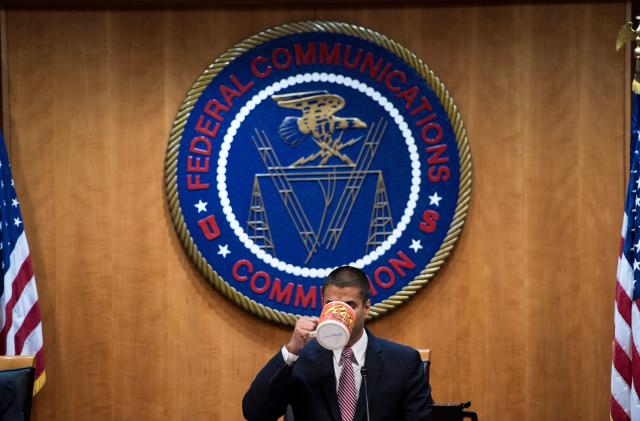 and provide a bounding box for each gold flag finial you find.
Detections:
[617,17,640,93]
